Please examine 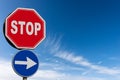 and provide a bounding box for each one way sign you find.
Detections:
[12,50,39,77]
